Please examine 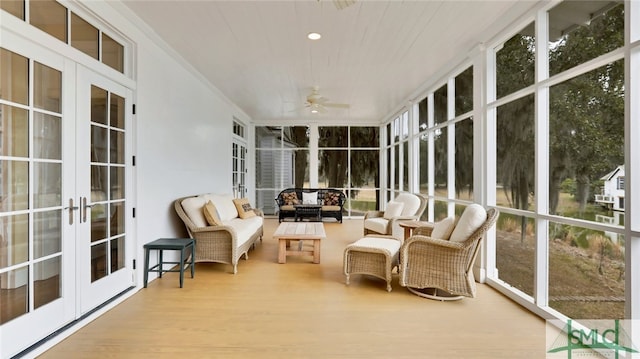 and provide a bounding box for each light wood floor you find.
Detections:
[41,219,546,358]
